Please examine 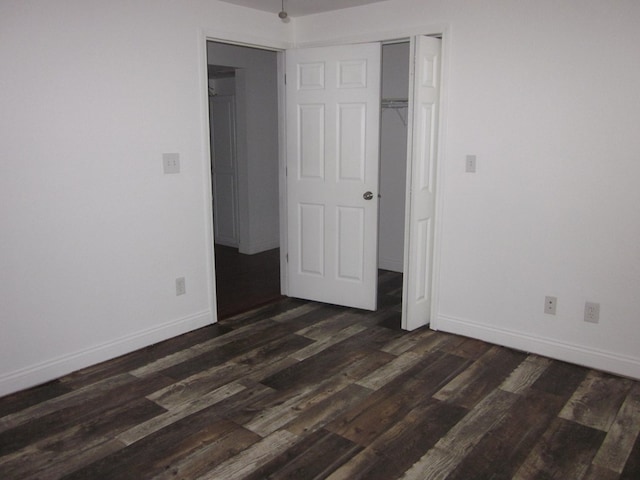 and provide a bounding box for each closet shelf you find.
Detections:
[381,98,408,109]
